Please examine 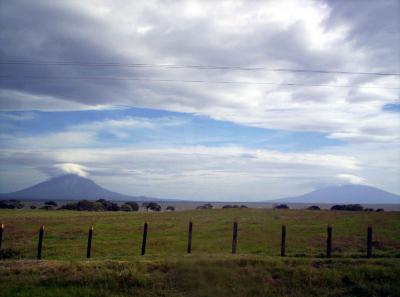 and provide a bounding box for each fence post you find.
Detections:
[187,221,193,254]
[231,220,238,254]
[367,225,372,258]
[327,224,332,258]
[141,222,148,256]
[37,225,44,260]
[87,226,93,258]
[281,224,286,257]
[0,224,4,251]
